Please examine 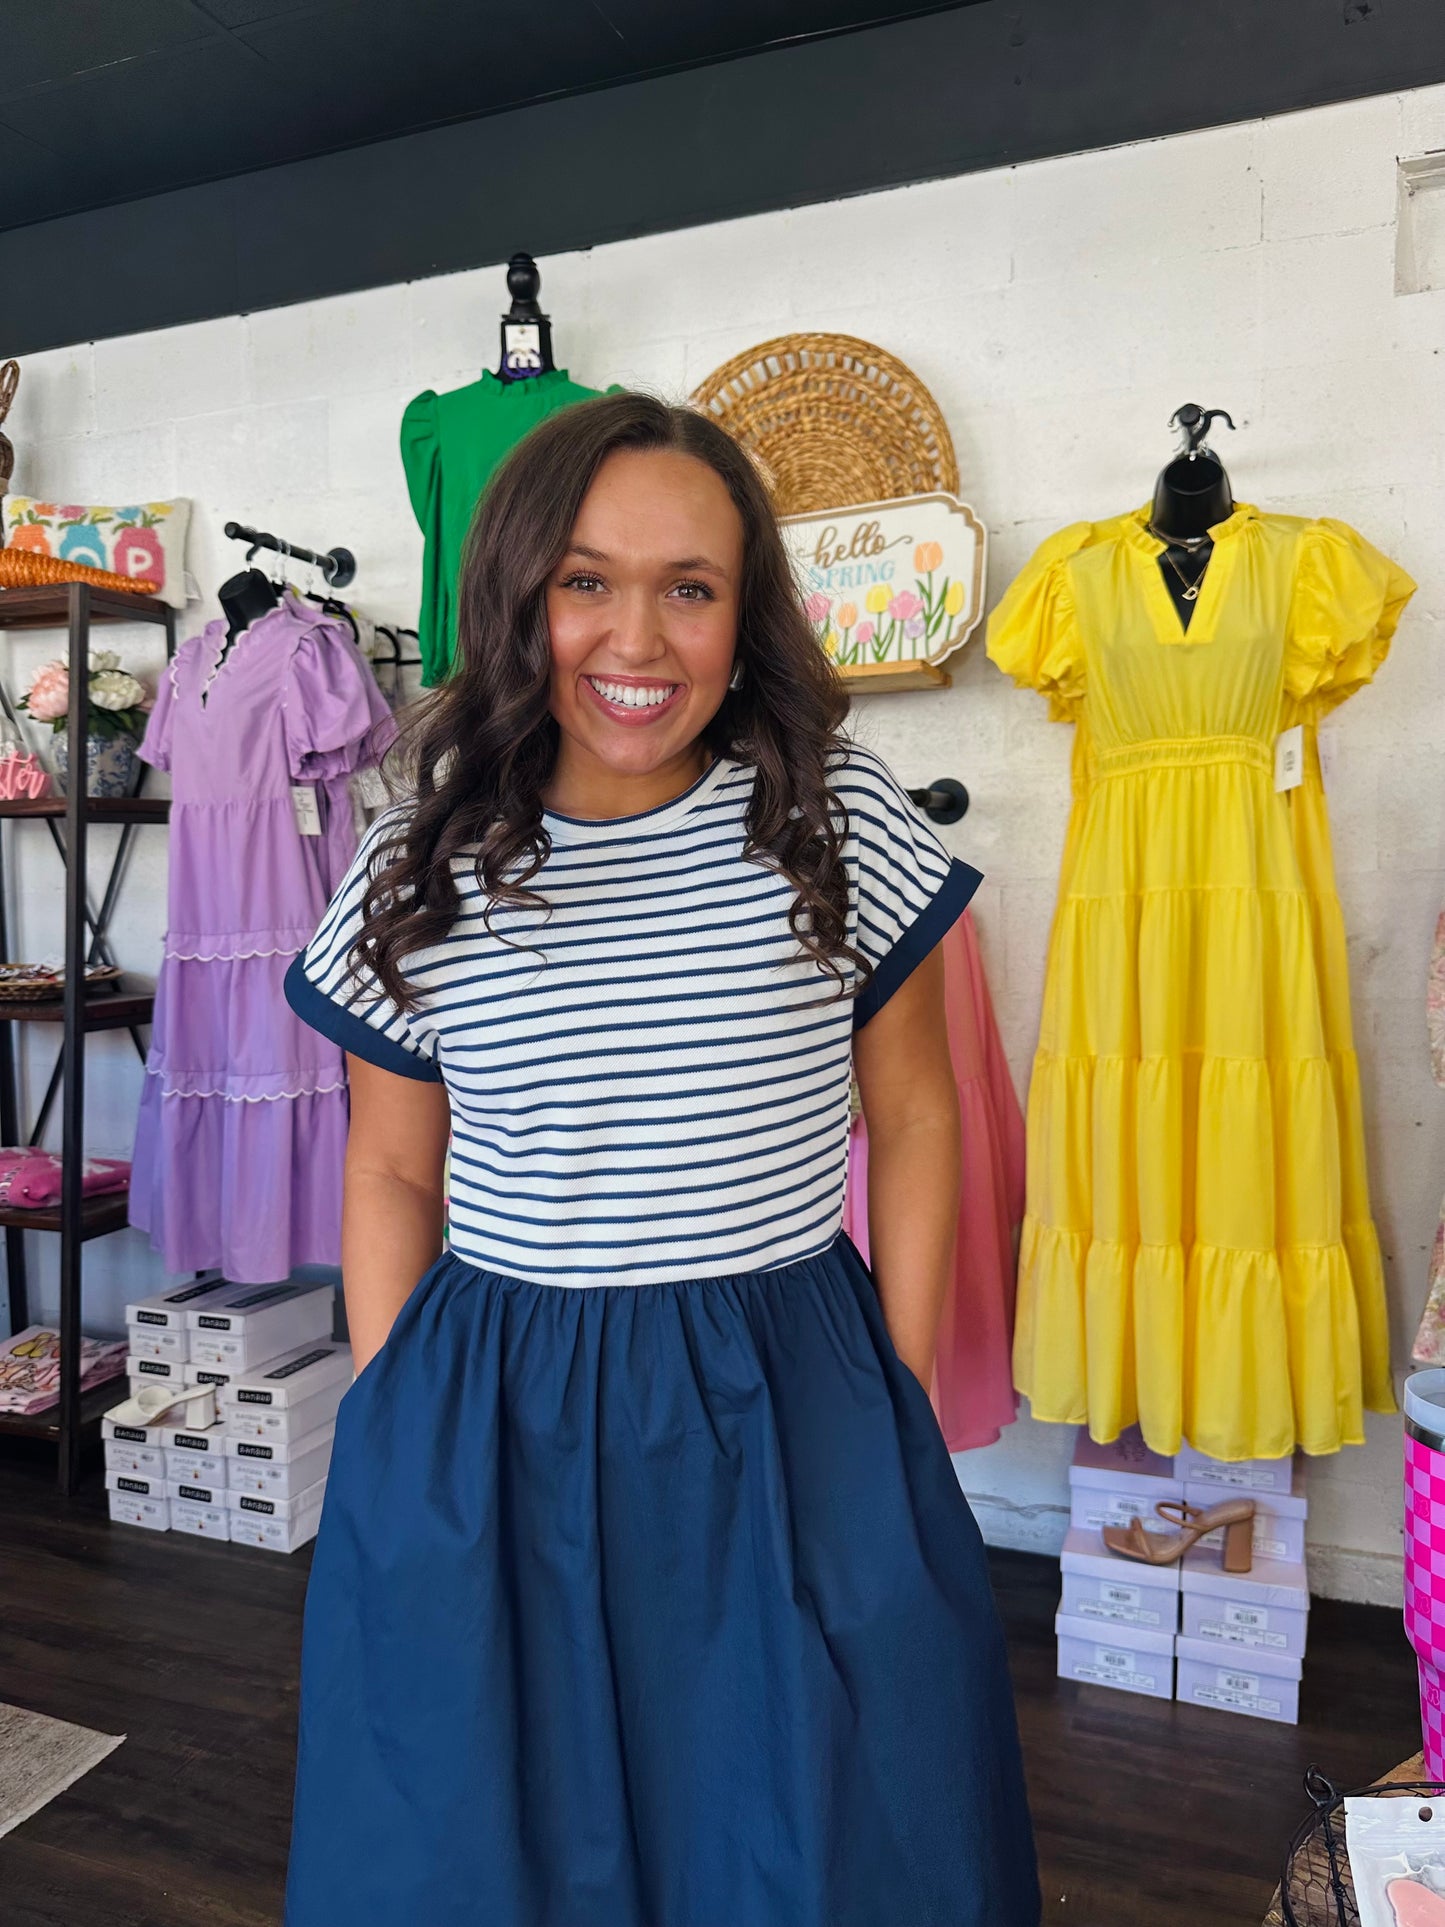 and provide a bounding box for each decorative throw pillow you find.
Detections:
[2,498,191,609]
